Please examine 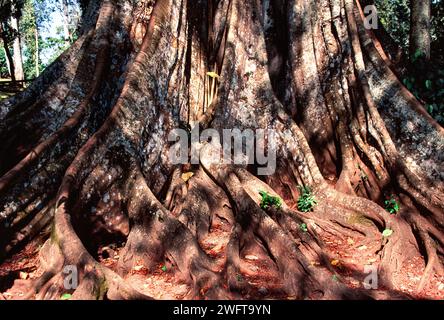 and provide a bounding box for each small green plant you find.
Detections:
[411,49,424,63]
[297,186,317,212]
[259,190,282,210]
[384,196,400,214]
[300,223,308,232]
[161,265,167,272]
[60,293,72,300]
[425,79,432,90]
